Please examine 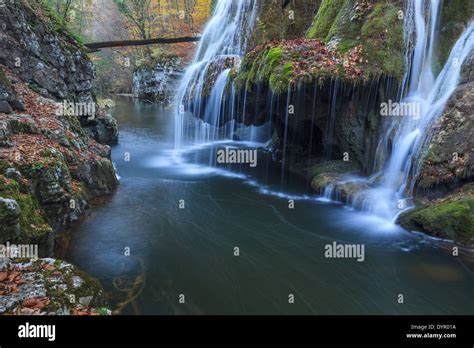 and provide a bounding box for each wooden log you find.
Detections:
[85,36,200,51]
